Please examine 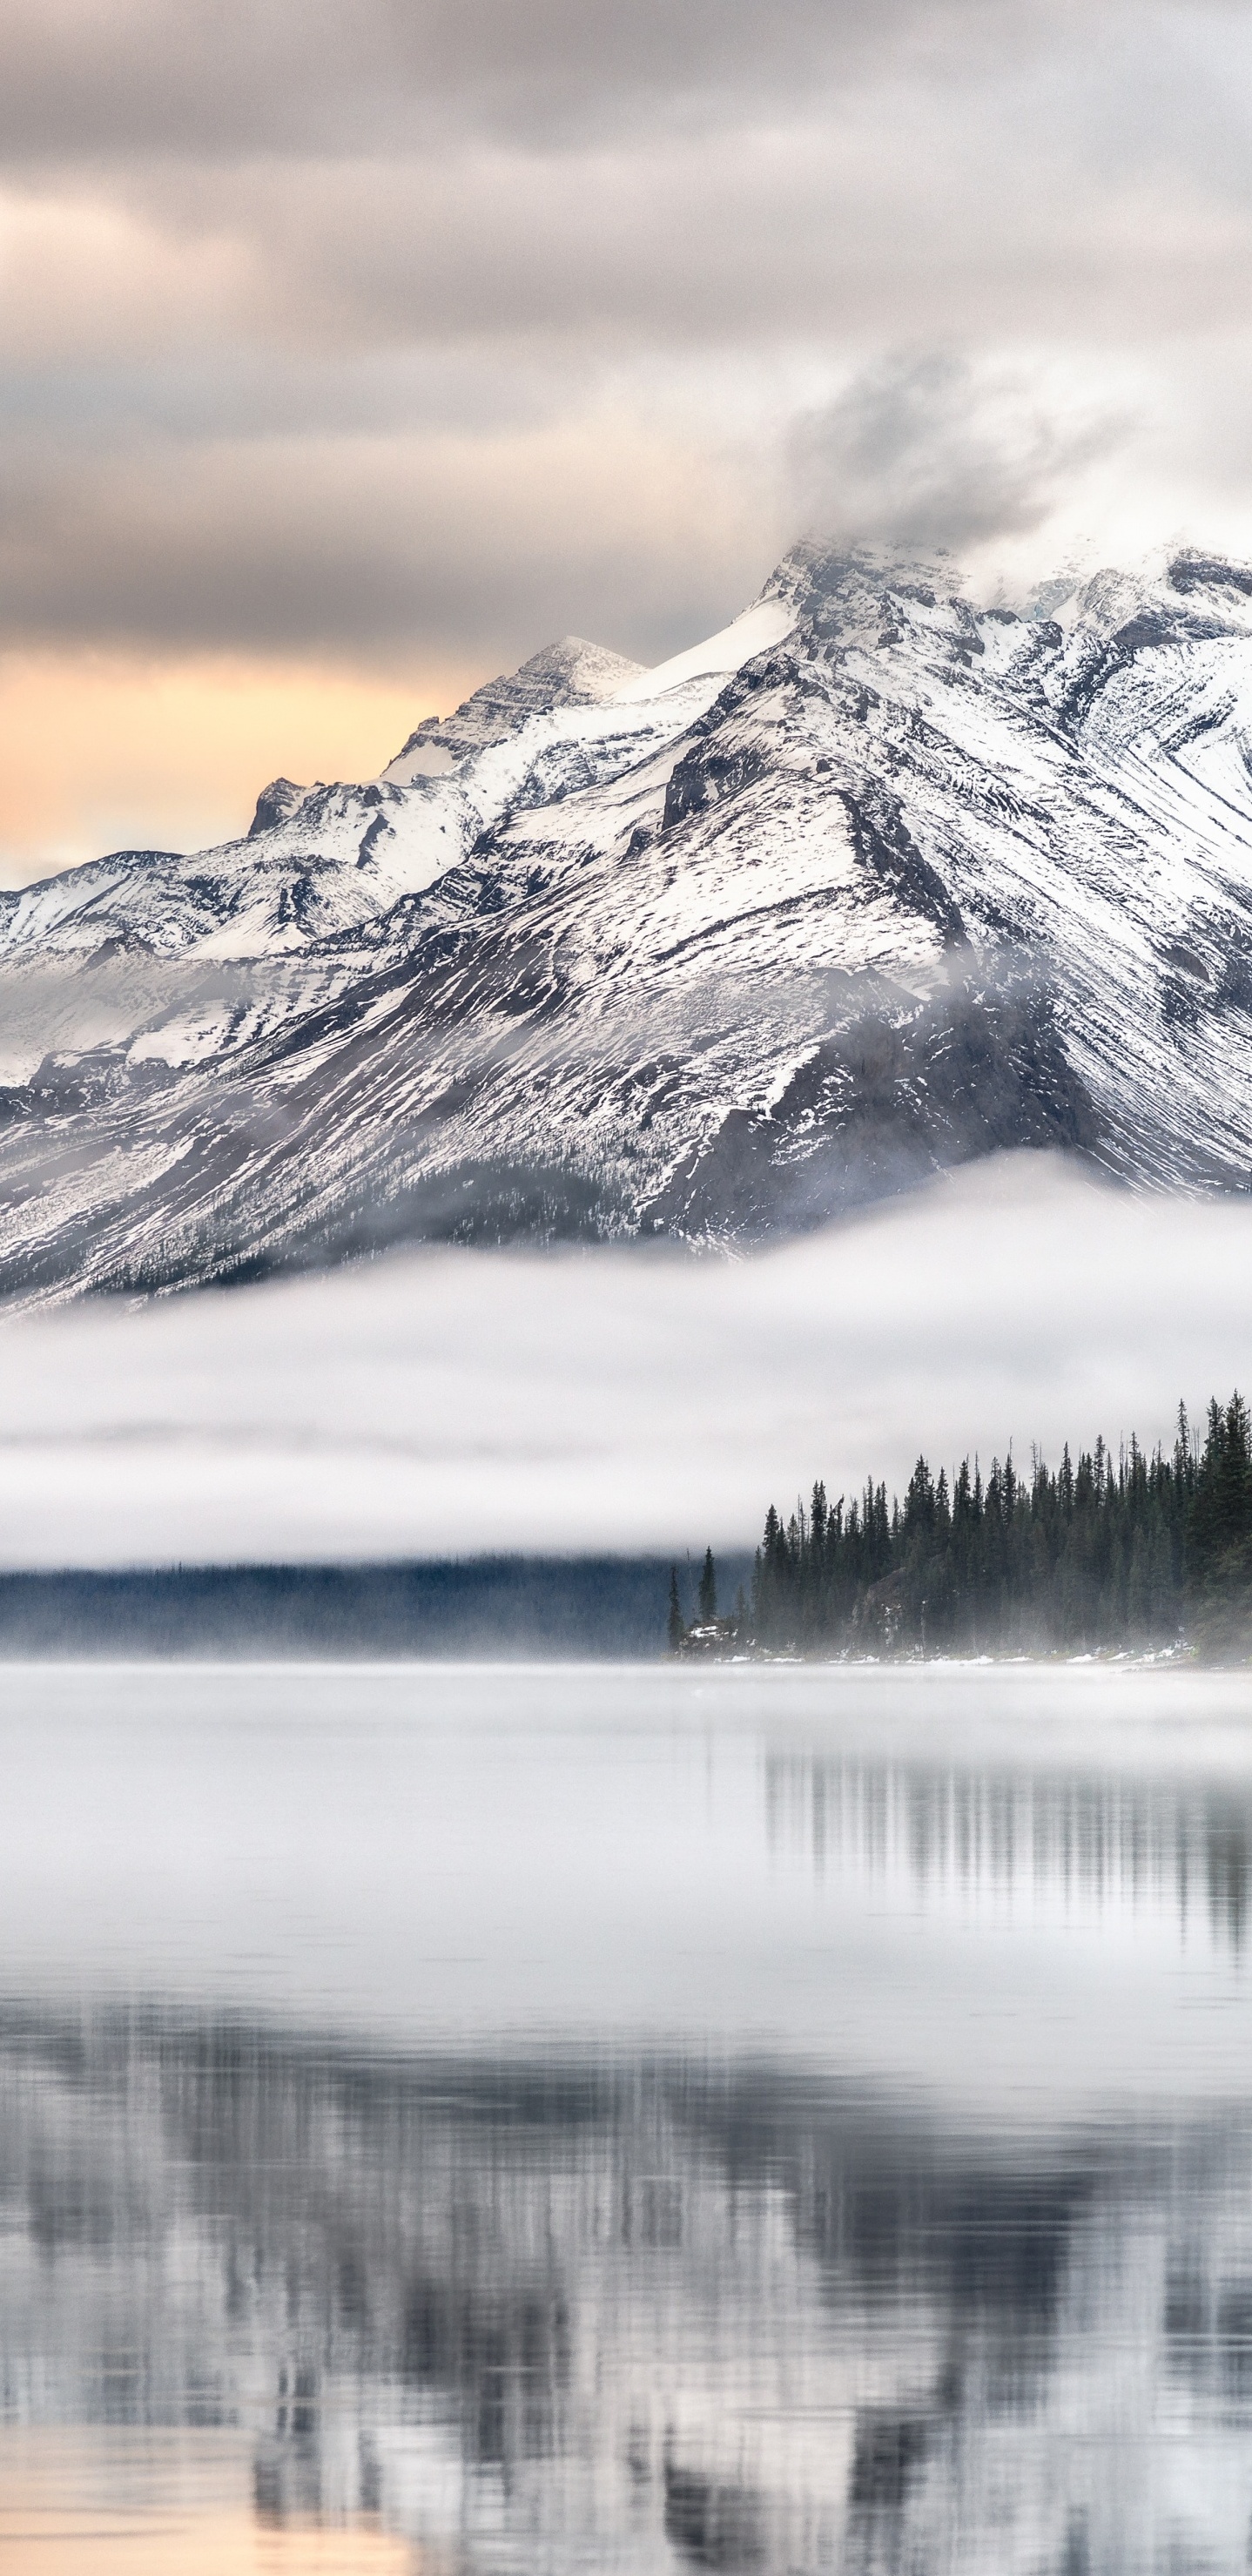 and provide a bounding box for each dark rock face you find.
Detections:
[1168,552,1252,601]
[641,980,1100,1241]
[663,742,766,832]
[840,789,968,948]
[249,778,310,836]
